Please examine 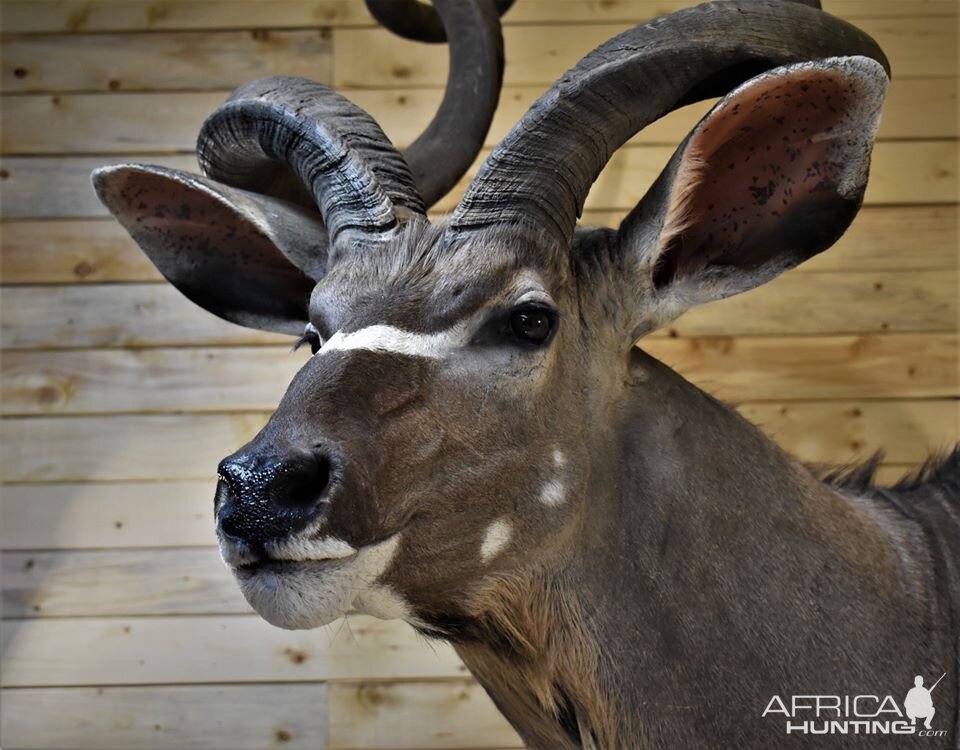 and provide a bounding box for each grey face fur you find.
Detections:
[93,2,960,747]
